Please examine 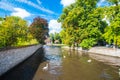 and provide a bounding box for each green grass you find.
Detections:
[14,39,39,47]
